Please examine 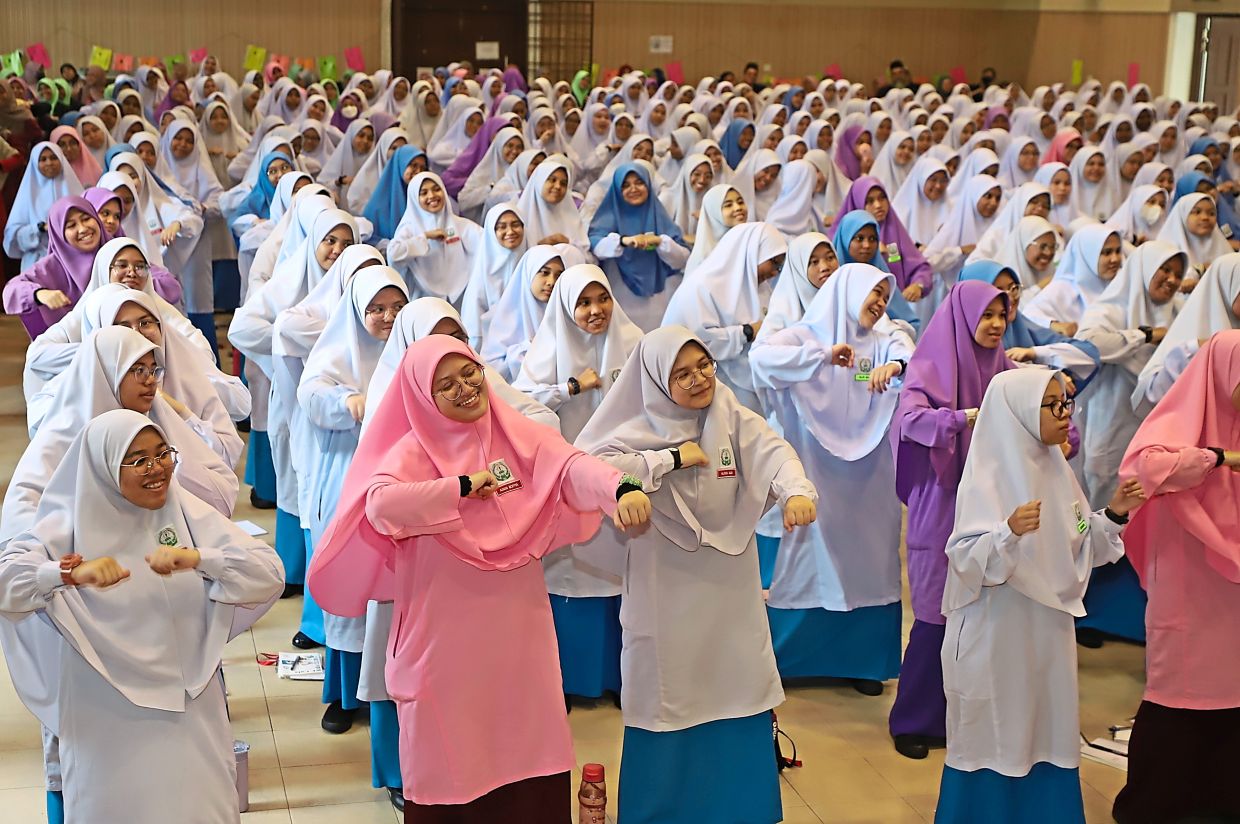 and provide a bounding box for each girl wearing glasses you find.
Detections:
[574,325,817,824]
[308,335,651,821]
[996,216,1061,313]
[751,263,913,693]
[0,410,283,824]
[297,267,409,736]
[936,368,1144,824]
[1112,330,1240,824]
[514,265,642,705]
